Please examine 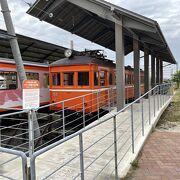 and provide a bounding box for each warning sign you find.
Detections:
[23,80,40,109]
